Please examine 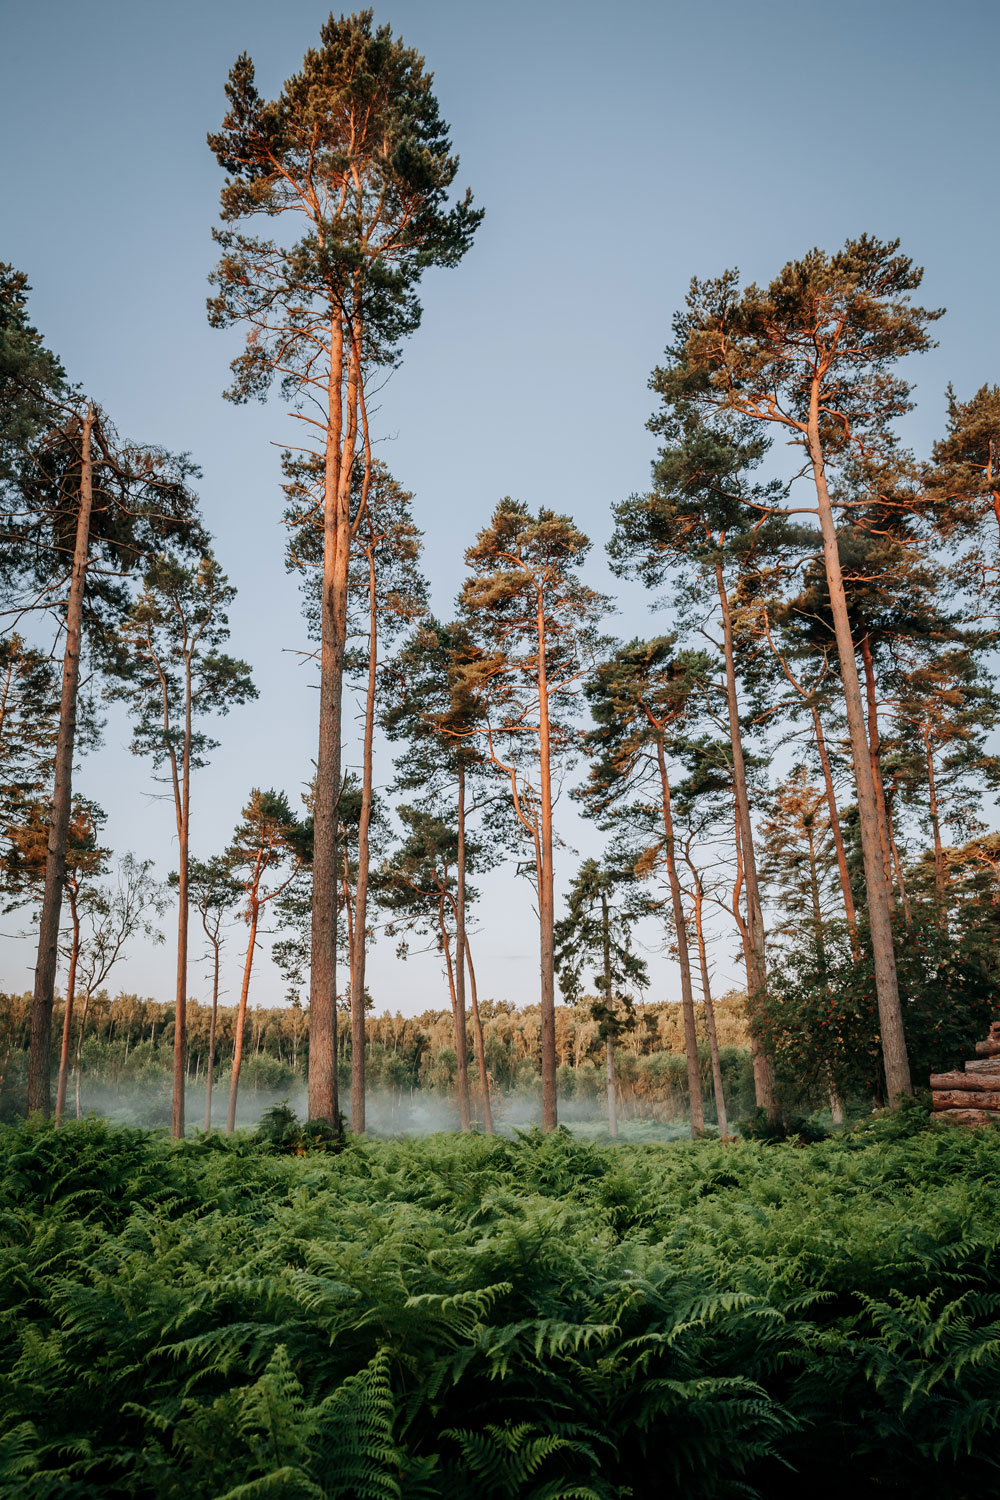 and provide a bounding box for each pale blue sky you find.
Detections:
[1,0,997,1013]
